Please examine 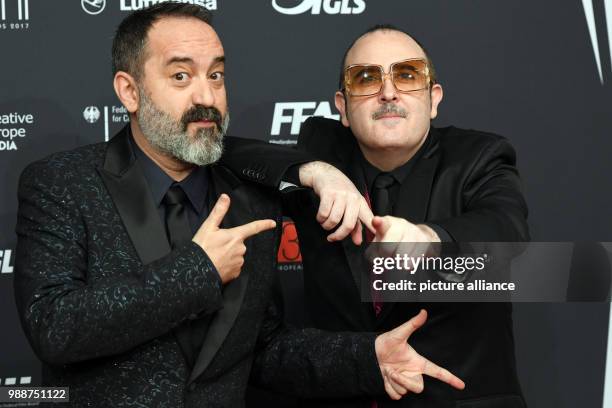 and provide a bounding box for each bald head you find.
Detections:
[338,25,437,90]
